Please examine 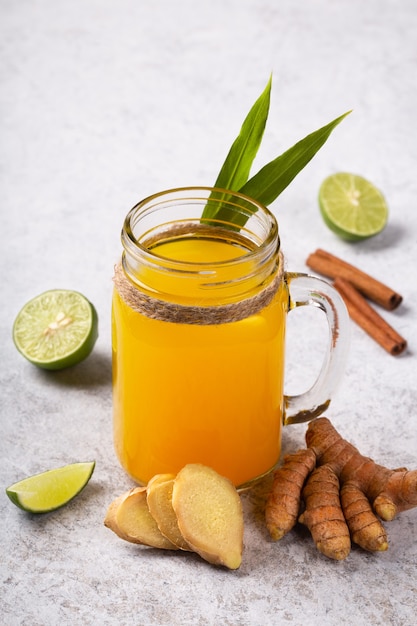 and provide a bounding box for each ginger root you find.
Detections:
[104,486,178,550]
[266,417,417,560]
[105,464,244,570]
[146,473,192,551]
[172,464,244,570]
